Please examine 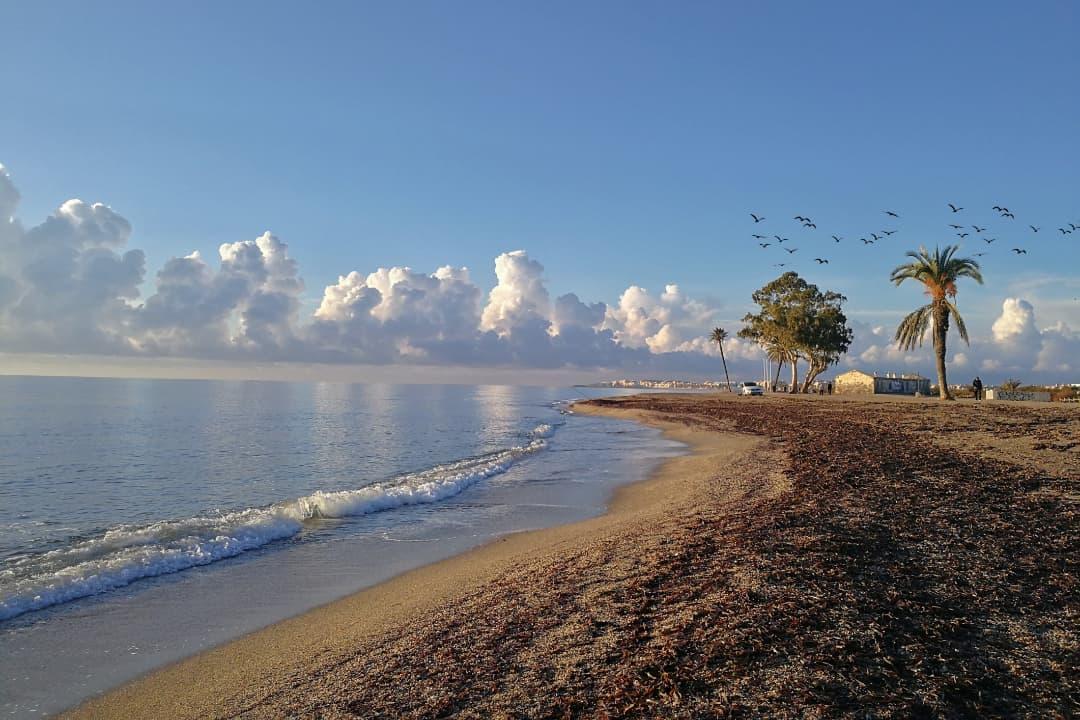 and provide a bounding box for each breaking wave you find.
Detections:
[0,424,557,622]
